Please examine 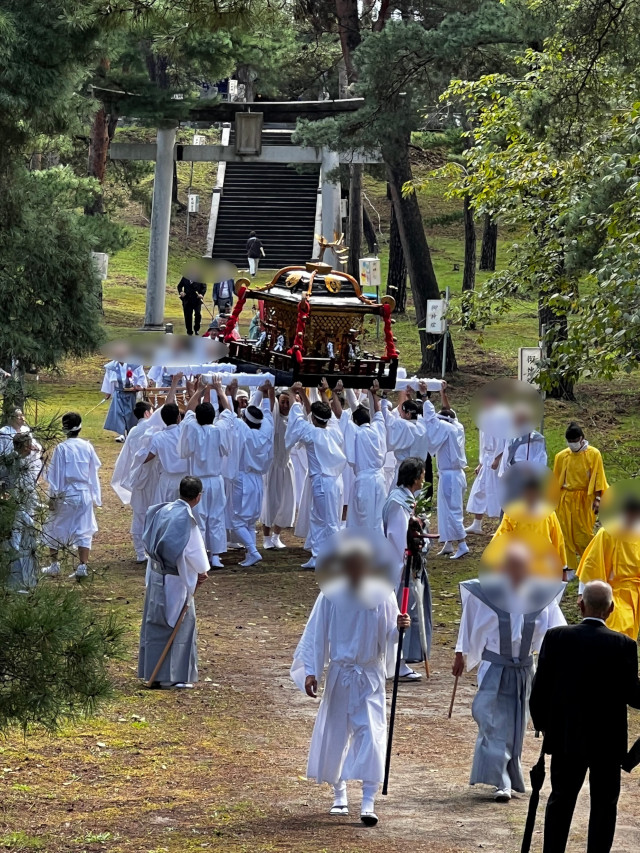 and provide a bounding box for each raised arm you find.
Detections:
[325,378,342,419]
[185,376,203,413]
[290,382,311,415]
[369,379,381,414]
[165,372,183,407]
[439,380,450,411]
[213,377,231,412]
